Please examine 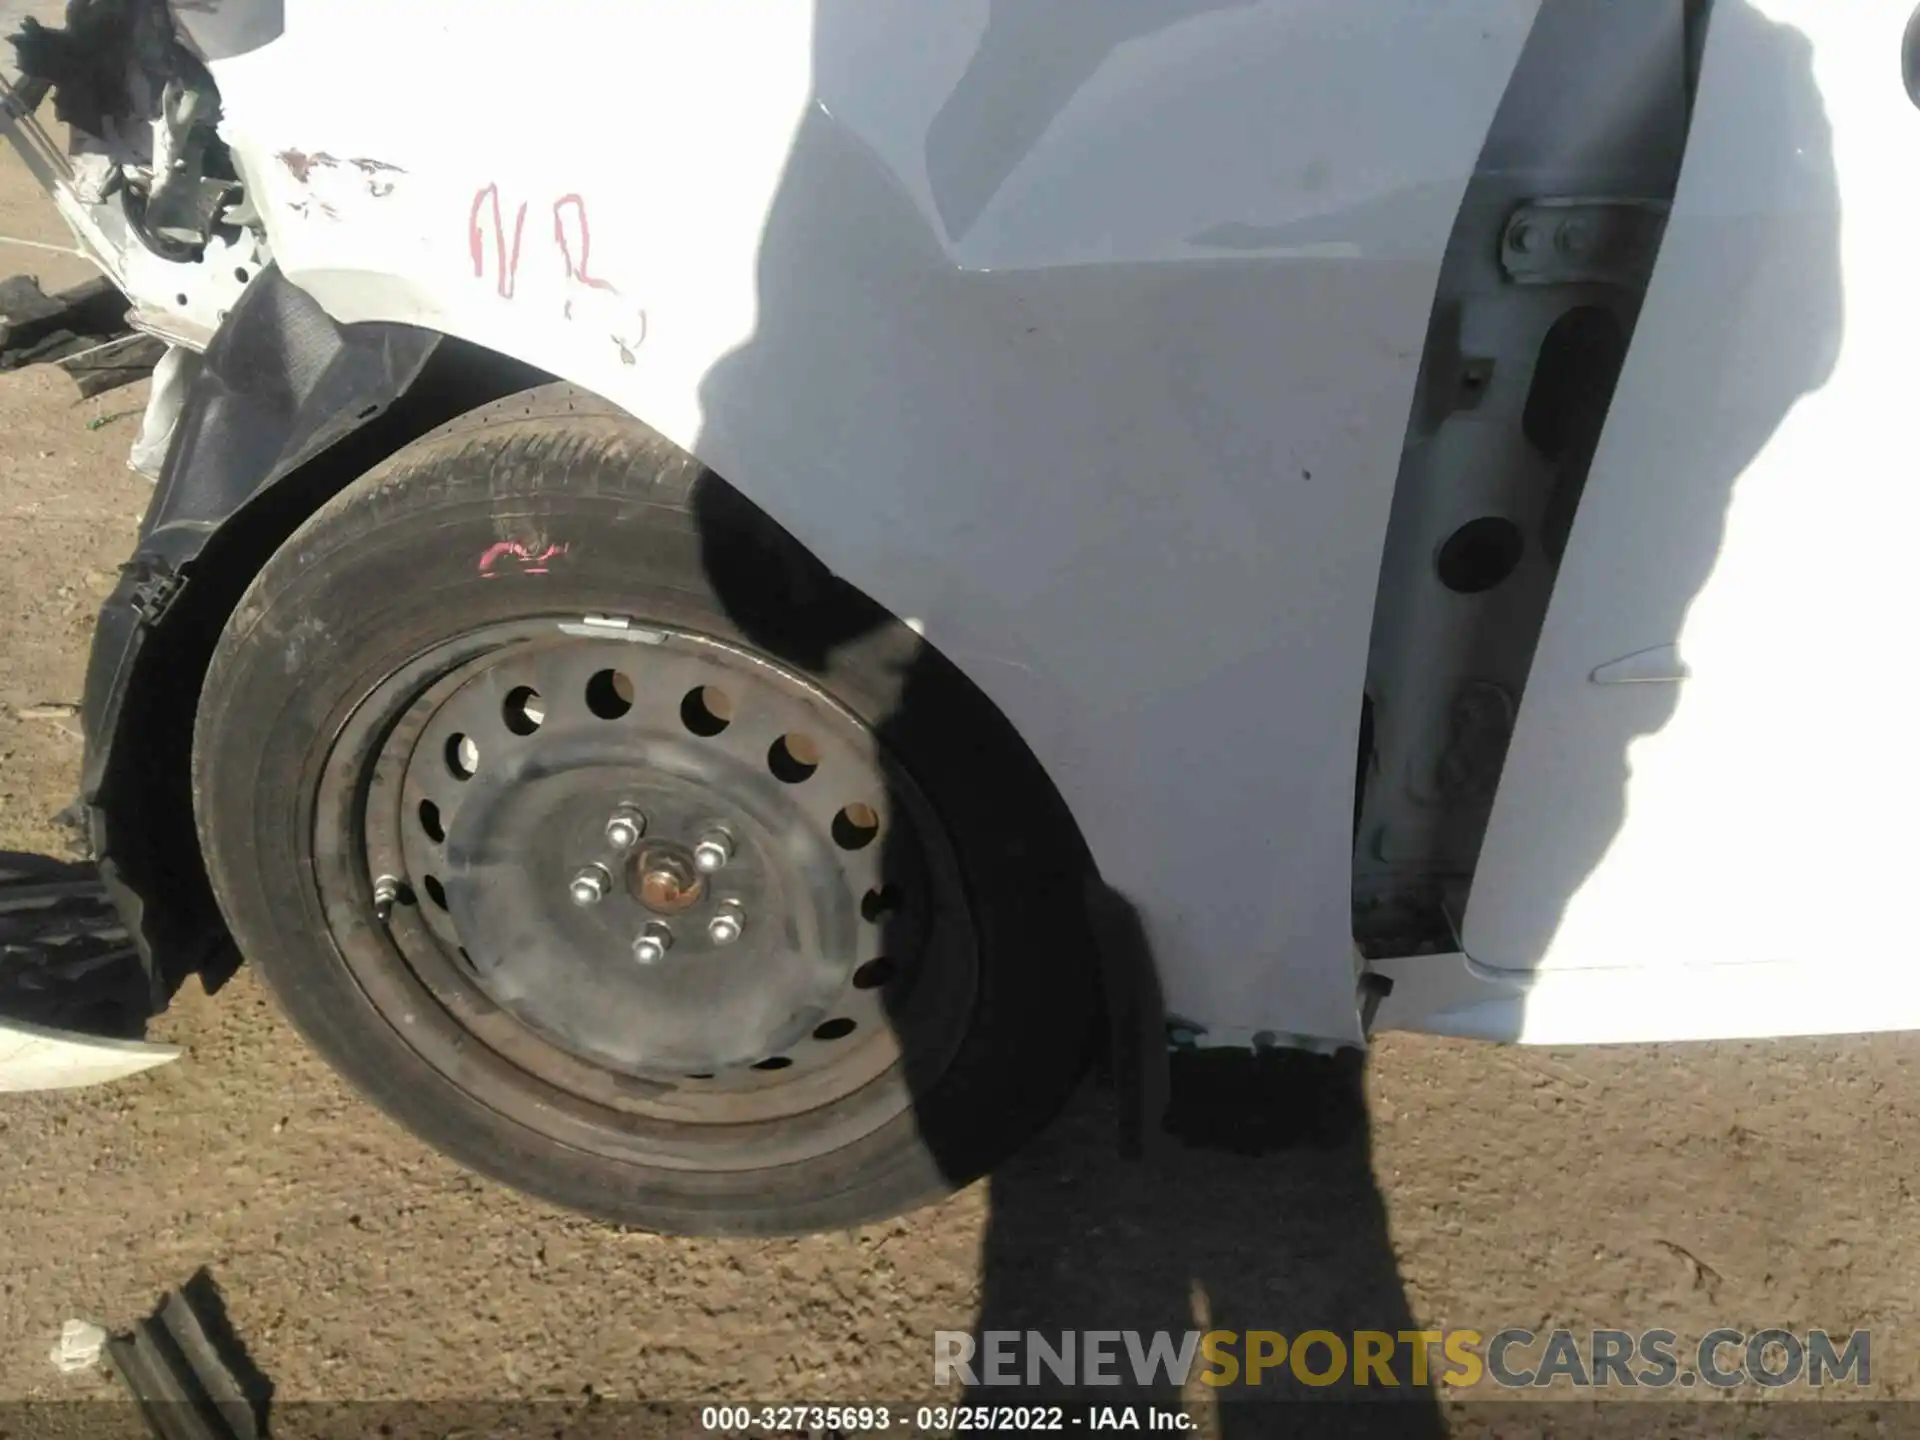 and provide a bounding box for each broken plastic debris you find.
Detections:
[50,1317,107,1373]
[107,1270,269,1440]
[129,346,201,480]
